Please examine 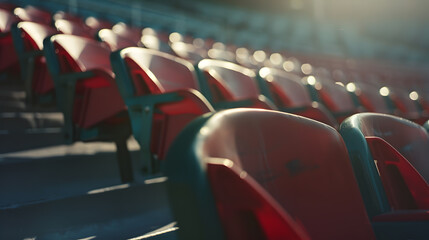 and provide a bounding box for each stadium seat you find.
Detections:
[96,28,137,51]
[11,21,58,102]
[85,16,113,32]
[0,9,19,72]
[388,87,429,125]
[110,47,214,173]
[303,75,359,123]
[345,82,393,114]
[340,113,429,238]
[165,108,376,240]
[112,22,142,44]
[53,11,85,25]
[196,59,277,110]
[43,34,132,182]
[54,19,95,39]
[140,27,172,54]
[13,6,51,25]
[257,67,338,128]
[170,41,206,63]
